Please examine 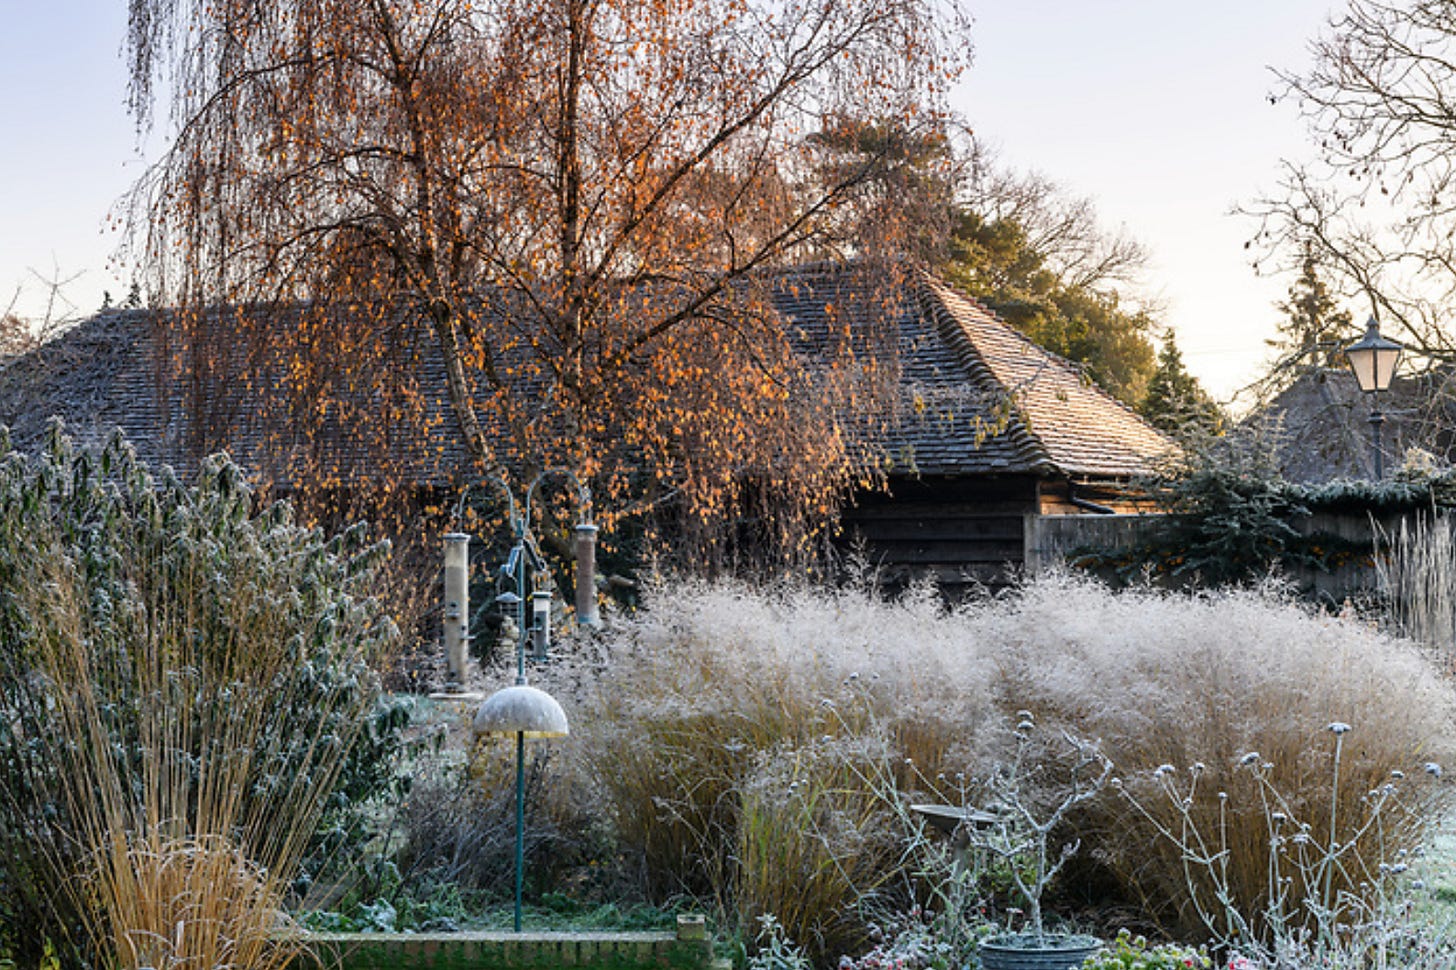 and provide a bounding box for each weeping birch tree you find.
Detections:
[120,0,969,556]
